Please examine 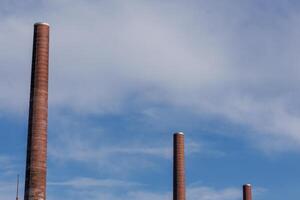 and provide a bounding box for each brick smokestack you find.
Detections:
[173,132,185,200]
[24,22,50,200]
[243,184,252,200]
